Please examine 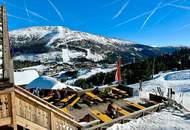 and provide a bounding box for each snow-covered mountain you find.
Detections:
[10,26,132,48]
[10,26,163,64]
